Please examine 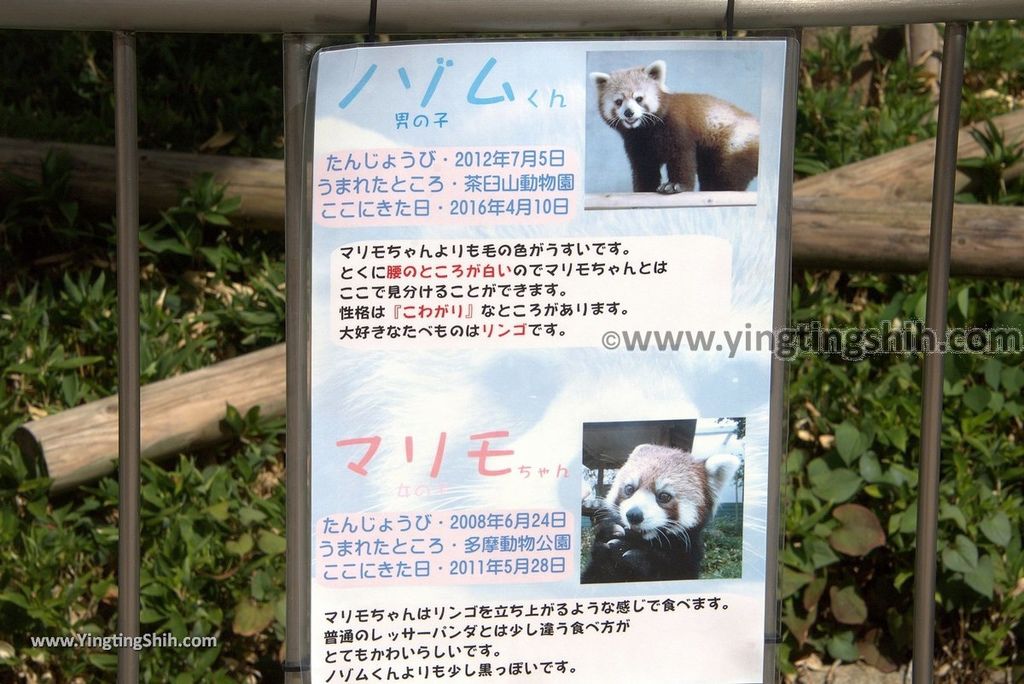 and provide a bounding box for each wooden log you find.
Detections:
[0,137,285,230]
[906,23,943,93]
[794,109,1024,203]
[792,197,1024,277]
[14,344,285,493]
